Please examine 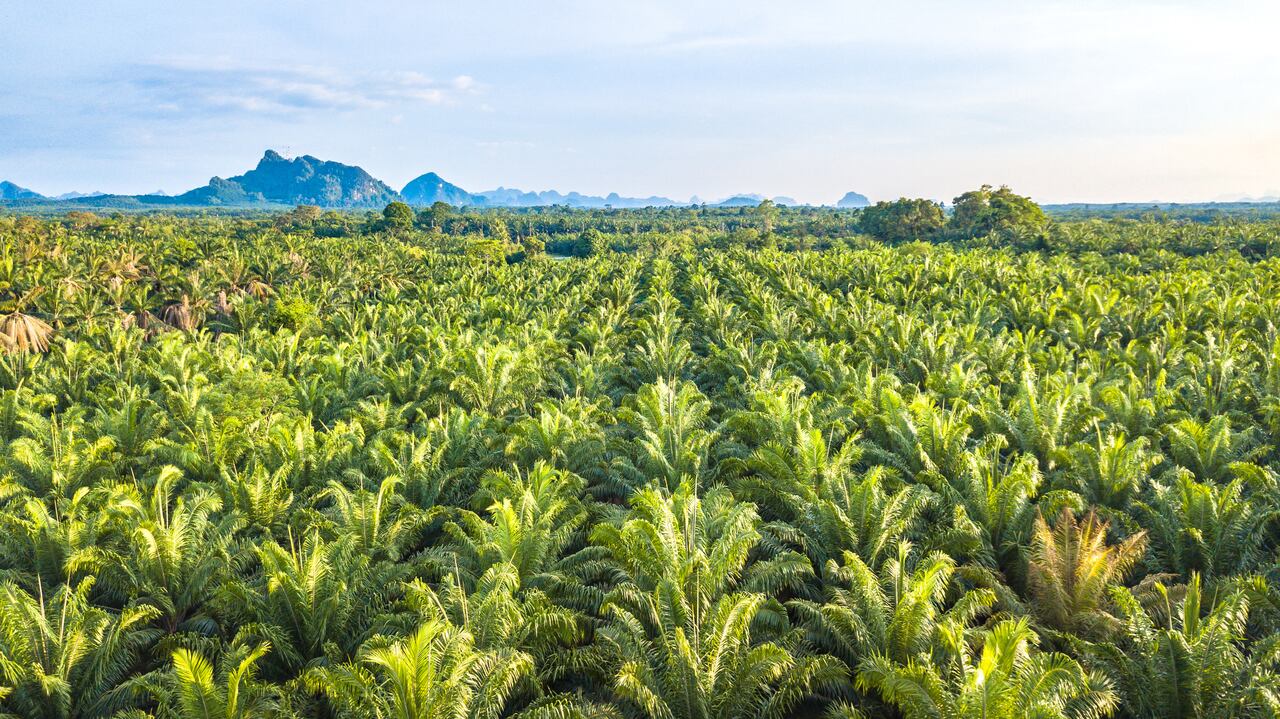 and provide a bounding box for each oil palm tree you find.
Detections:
[613,378,715,492]
[726,421,931,574]
[1094,573,1280,718]
[442,463,602,604]
[863,387,972,482]
[505,399,610,486]
[448,336,546,417]
[137,642,279,719]
[4,405,117,508]
[105,466,236,635]
[791,544,996,672]
[981,369,1096,474]
[306,619,534,719]
[593,481,846,719]
[917,436,1051,582]
[856,617,1117,719]
[1136,469,1273,584]
[223,530,400,676]
[1163,416,1260,484]
[417,464,599,676]
[1026,507,1147,636]
[0,578,160,718]
[1062,431,1159,514]
[318,476,425,562]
